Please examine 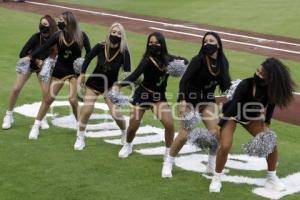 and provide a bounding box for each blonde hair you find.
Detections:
[105,23,129,58]
[58,11,83,48]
